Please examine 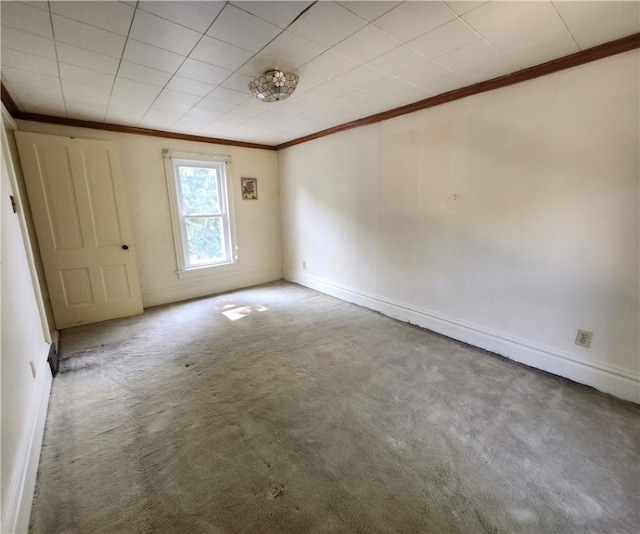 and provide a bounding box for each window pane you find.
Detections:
[185,216,226,265]
[178,166,220,215]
